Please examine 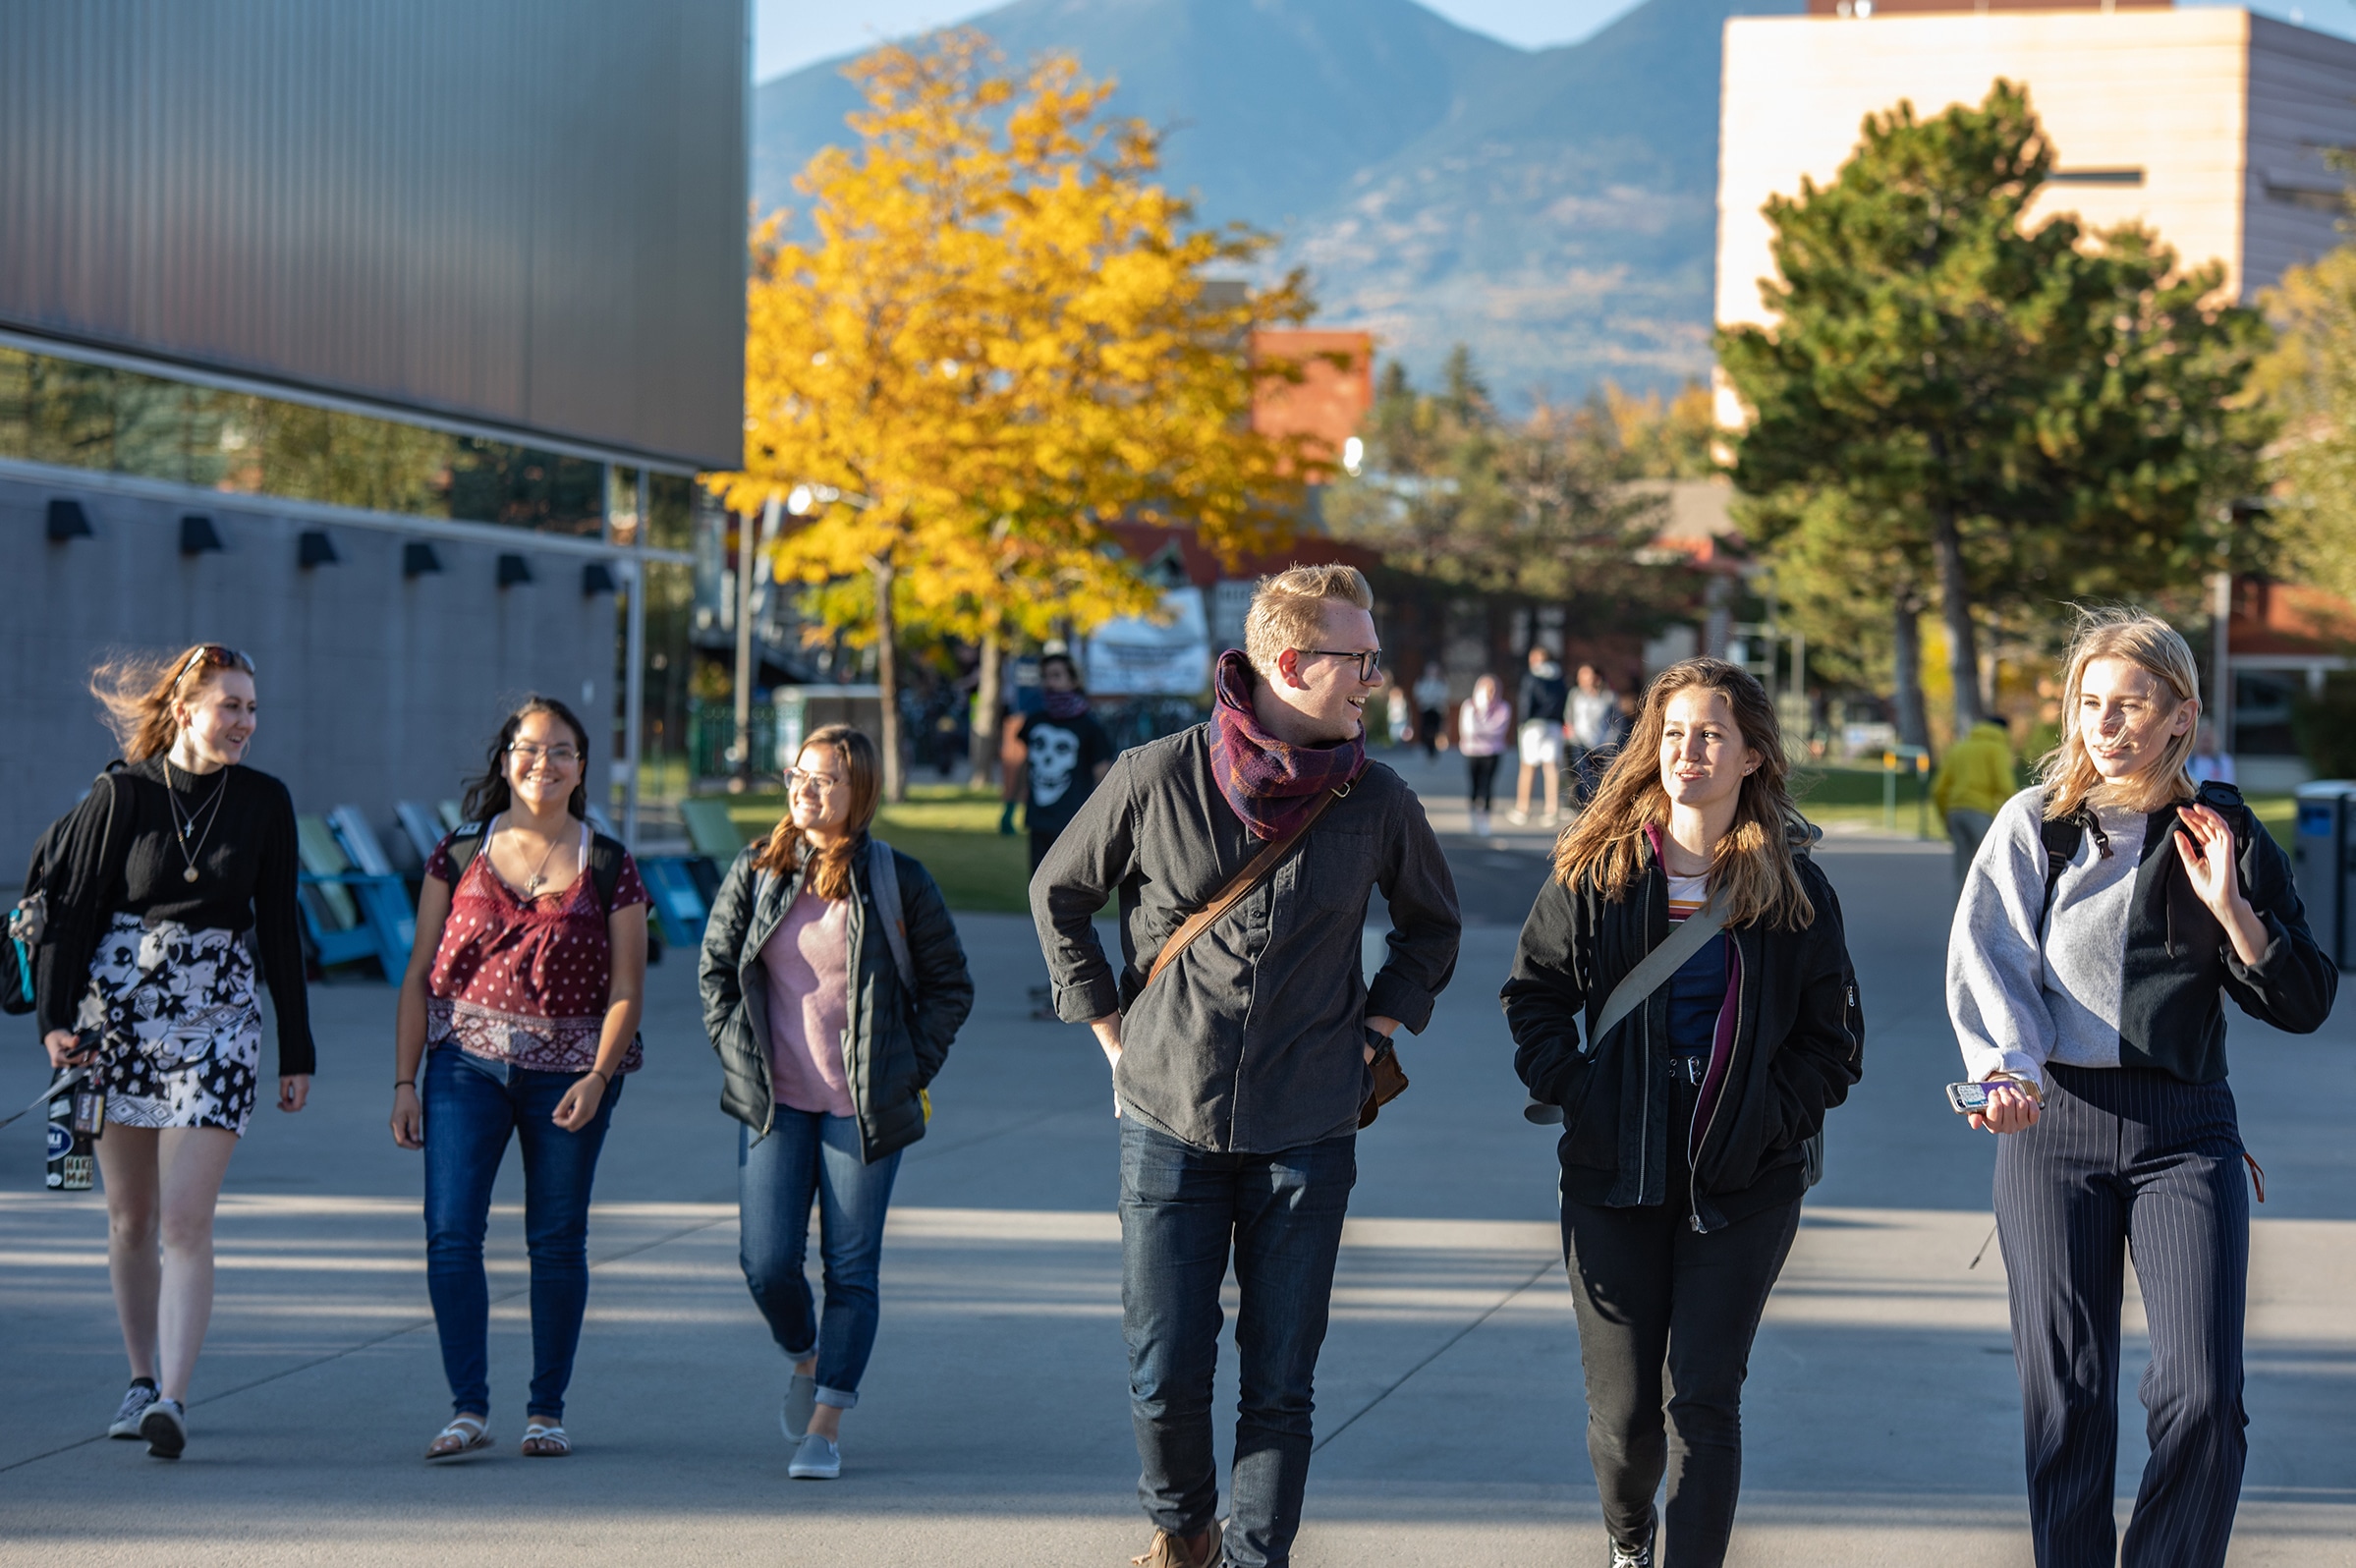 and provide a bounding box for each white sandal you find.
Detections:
[425,1414,492,1462]
[520,1419,572,1457]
